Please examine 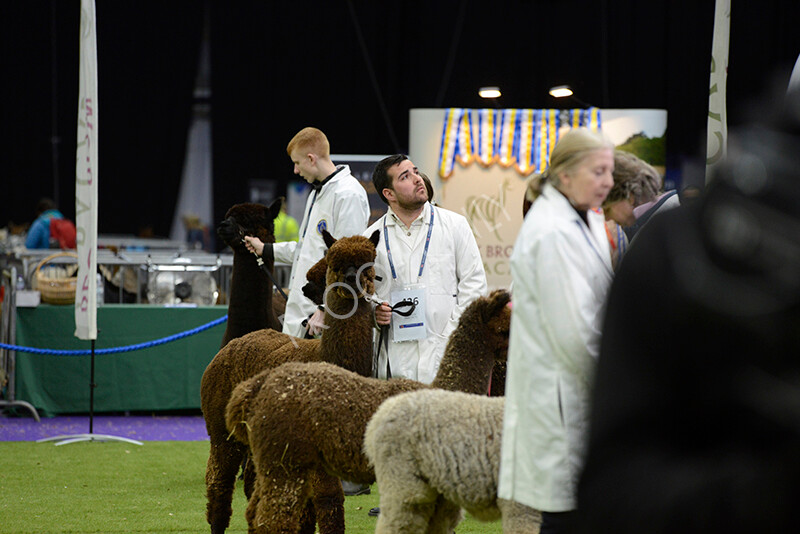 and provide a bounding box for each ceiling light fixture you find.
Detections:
[548,85,574,98]
[478,86,502,99]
